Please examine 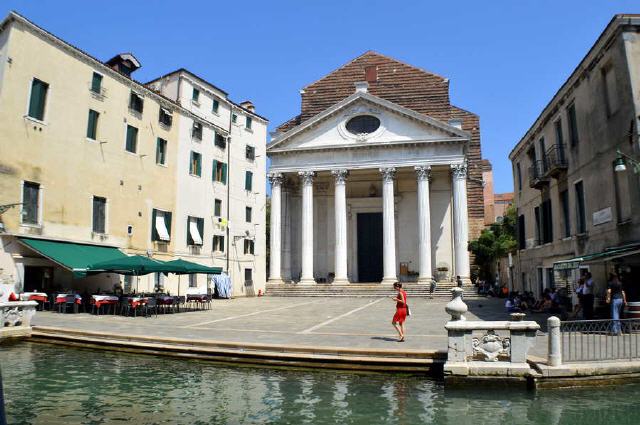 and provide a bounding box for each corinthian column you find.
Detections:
[298,171,316,285]
[451,162,470,284]
[415,166,433,284]
[380,167,397,285]
[268,173,283,284]
[332,169,349,284]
